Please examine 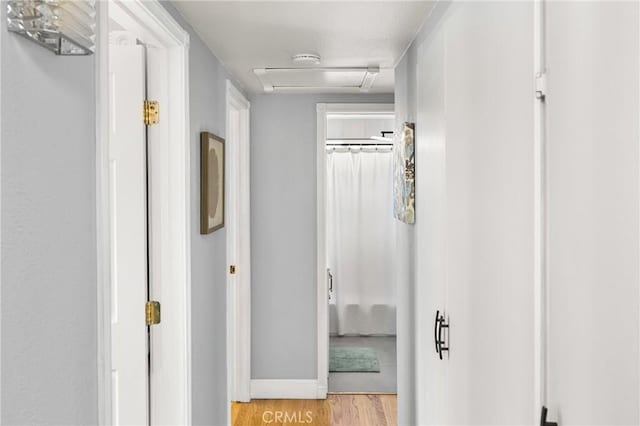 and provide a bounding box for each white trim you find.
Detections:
[96,1,191,425]
[253,68,273,93]
[109,0,189,48]
[638,3,640,421]
[226,80,252,413]
[316,103,328,399]
[533,0,547,423]
[251,380,321,400]
[0,9,3,422]
[323,103,395,114]
[266,87,383,94]
[227,80,251,110]
[253,67,381,94]
[95,2,111,425]
[315,103,395,399]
